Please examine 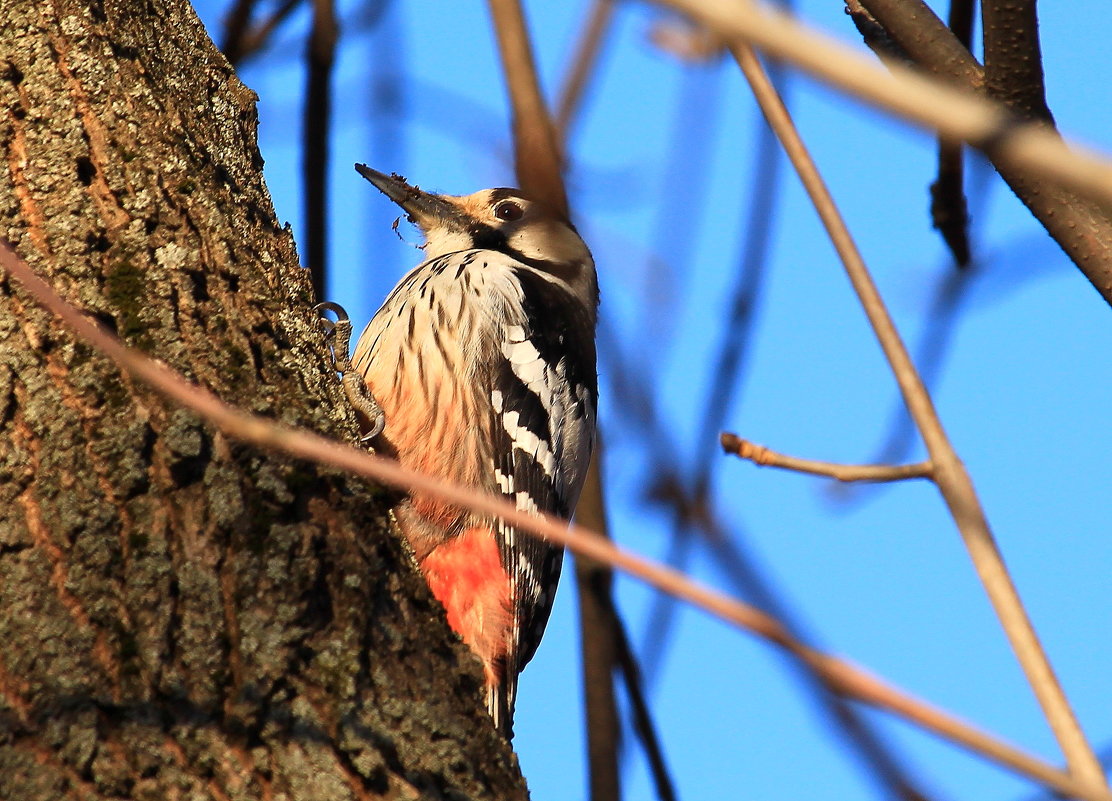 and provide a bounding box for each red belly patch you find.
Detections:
[421,526,513,685]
